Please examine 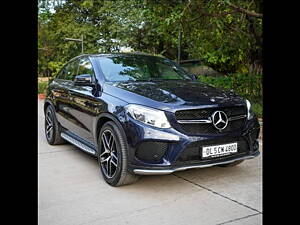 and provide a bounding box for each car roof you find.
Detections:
[71,52,164,60]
